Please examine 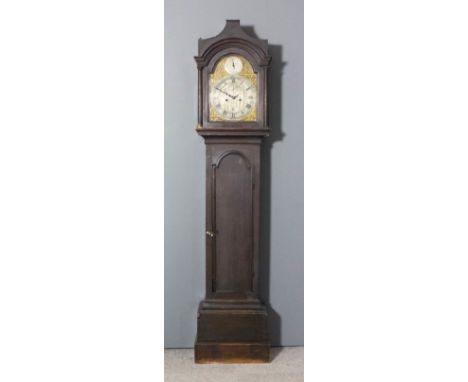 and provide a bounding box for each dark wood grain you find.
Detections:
[214,151,253,292]
[195,342,270,364]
